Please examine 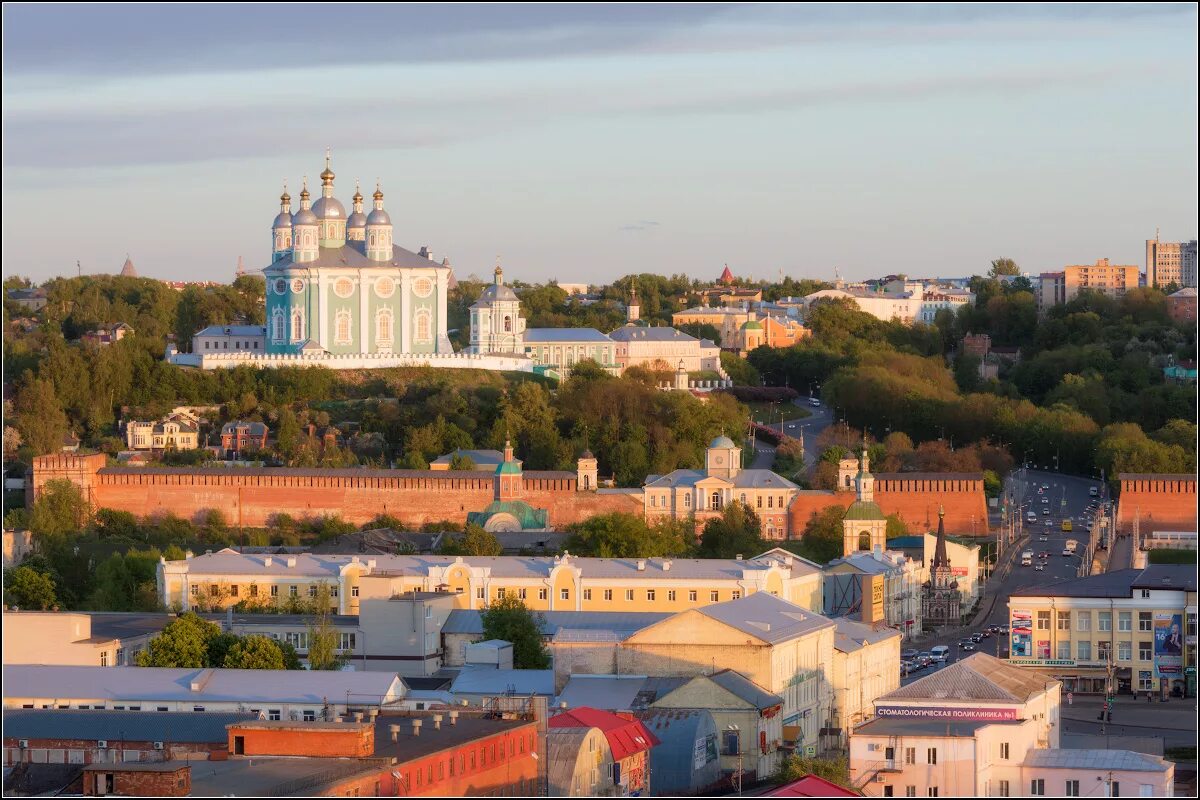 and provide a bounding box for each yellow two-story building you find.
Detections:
[158,549,824,618]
